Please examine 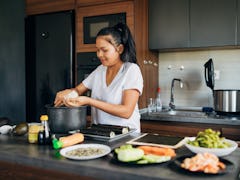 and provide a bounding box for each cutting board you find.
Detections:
[127,133,189,149]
